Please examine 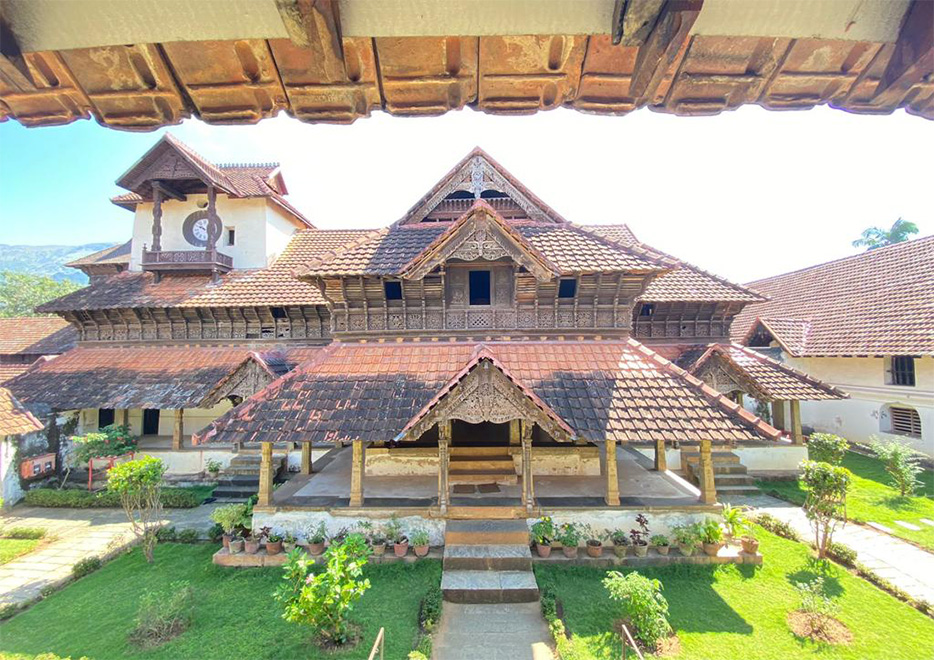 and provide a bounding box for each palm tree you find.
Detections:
[852,218,919,250]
